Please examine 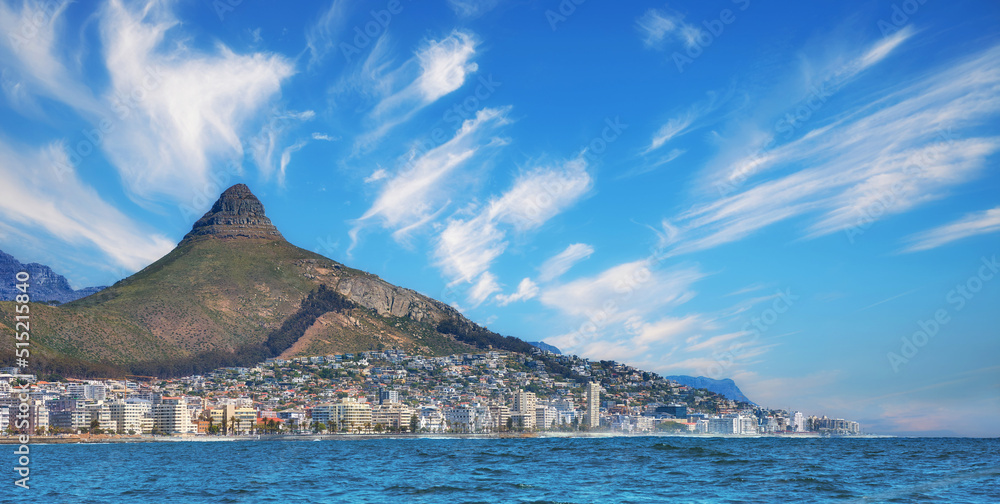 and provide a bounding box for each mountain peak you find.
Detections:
[180,184,284,245]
